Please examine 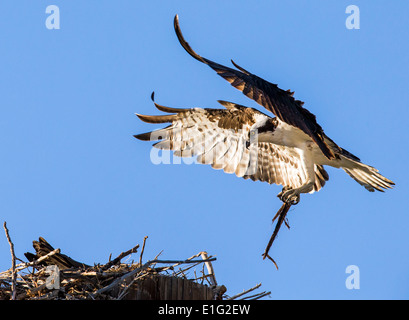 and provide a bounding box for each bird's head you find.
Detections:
[249,118,278,143]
